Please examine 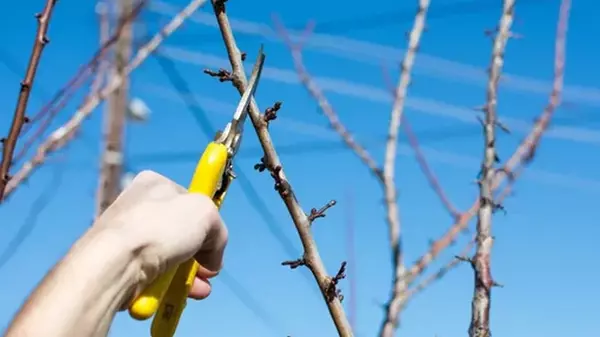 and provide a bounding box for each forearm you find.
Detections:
[5,227,144,337]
